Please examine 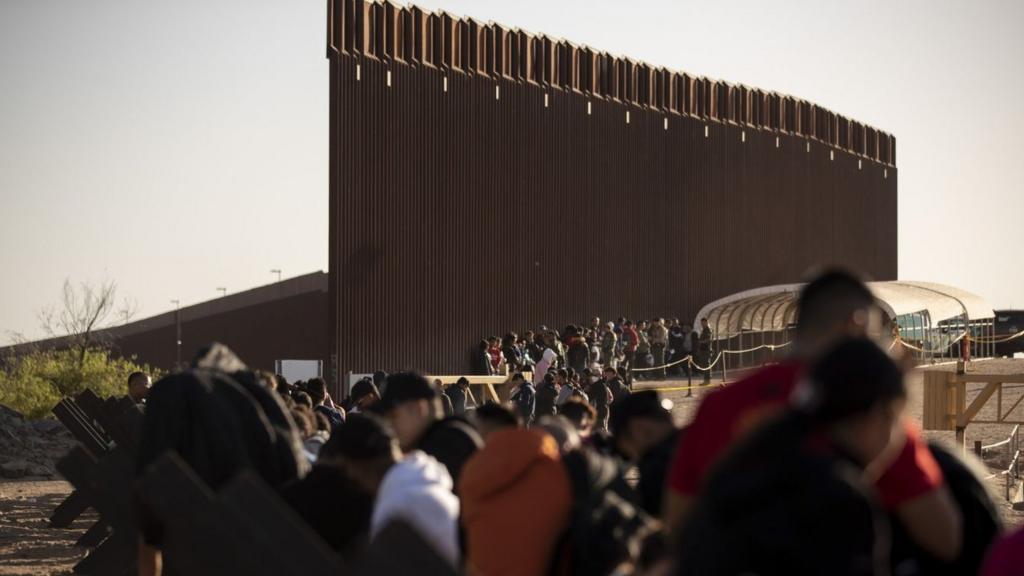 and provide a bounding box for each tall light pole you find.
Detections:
[270,269,282,283]
[216,287,227,297]
[170,299,181,370]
